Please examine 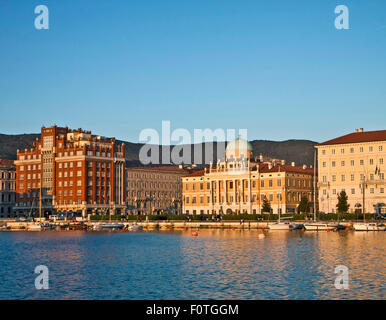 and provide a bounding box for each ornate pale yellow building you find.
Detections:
[182,137,316,215]
[316,128,386,214]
